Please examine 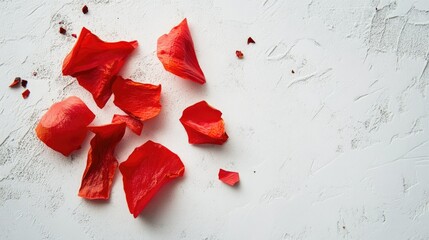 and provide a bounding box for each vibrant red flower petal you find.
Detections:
[119,140,185,218]
[22,89,30,99]
[247,37,255,44]
[9,77,21,87]
[78,122,126,200]
[179,101,228,145]
[236,50,244,59]
[112,114,143,135]
[218,169,239,186]
[62,27,138,108]
[112,76,161,122]
[157,18,206,84]
[35,96,95,156]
